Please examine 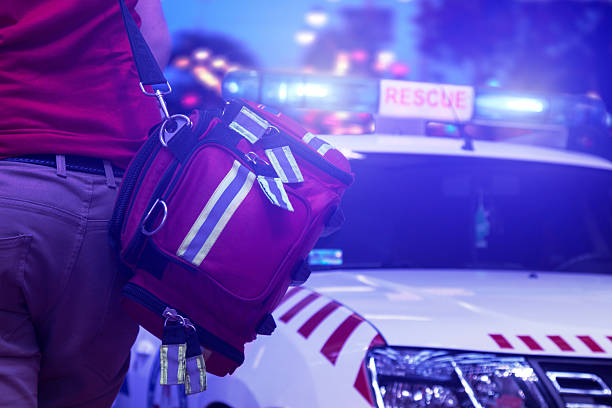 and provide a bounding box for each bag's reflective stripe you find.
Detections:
[257,176,294,212]
[160,344,186,385]
[178,161,255,266]
[302,132,333,156]
[265,146,304,183]
[317,143,333,155]
[302,132,316,143]
[184,355,207,394]
[229,106,269,143]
